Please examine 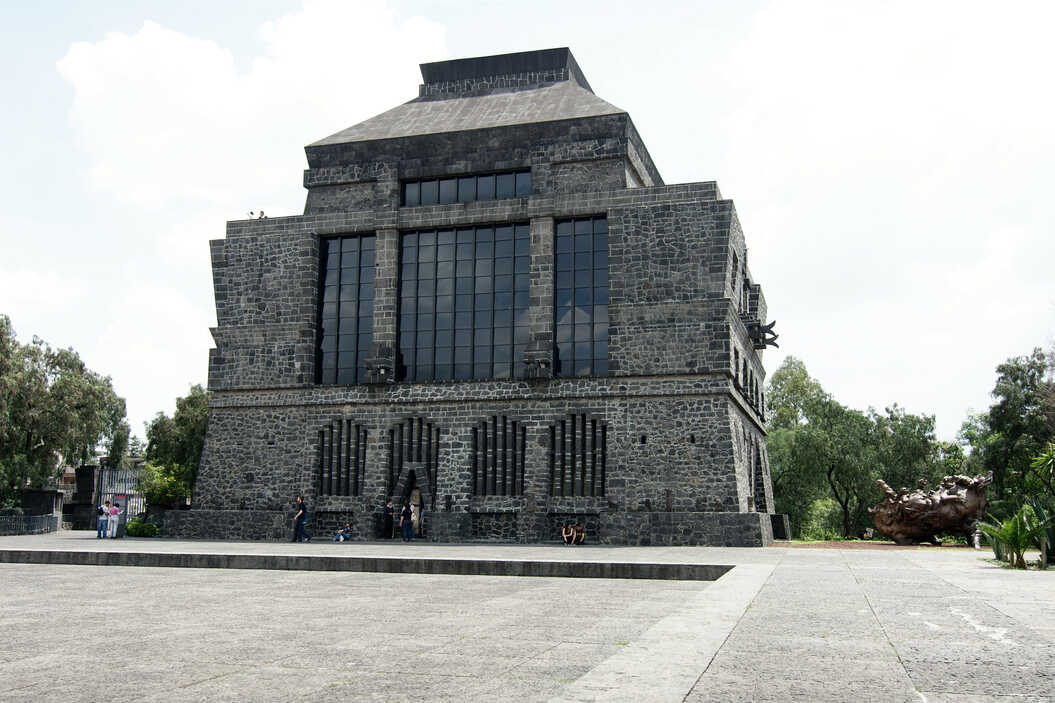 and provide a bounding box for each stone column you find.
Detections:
[523,218,555,528]
[365,227,398,381]
[522,216,554,375]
